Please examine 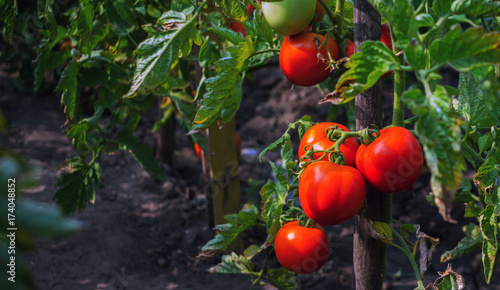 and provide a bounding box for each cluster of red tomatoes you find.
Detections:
[261,0,339,87]
[275,123,423,273]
